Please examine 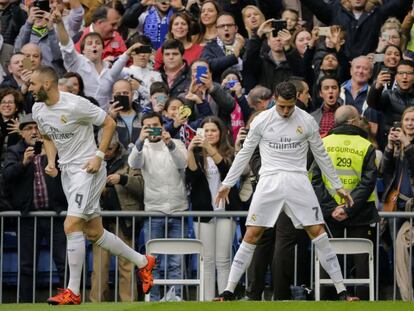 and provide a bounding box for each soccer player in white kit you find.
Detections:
[214,82,359,301]
[29,67,155,305]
